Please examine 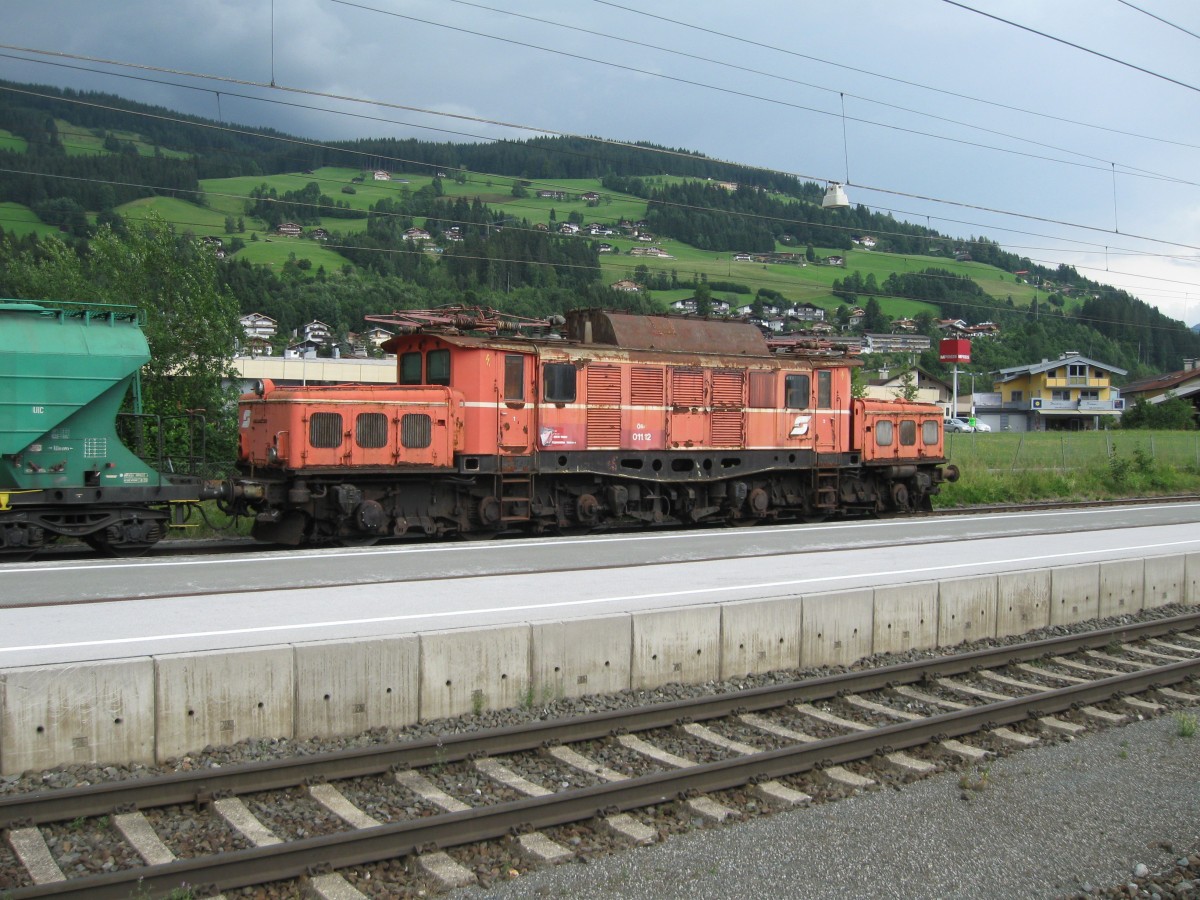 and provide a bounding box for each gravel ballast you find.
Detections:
[1,605,1196,898]
[458,709,1200,900]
